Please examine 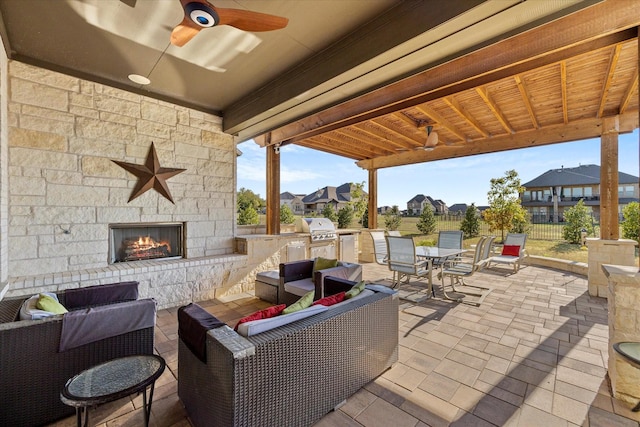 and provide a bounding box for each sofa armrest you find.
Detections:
[323,276,357,296]
[314,263,363,298]
[279,260,314,282]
